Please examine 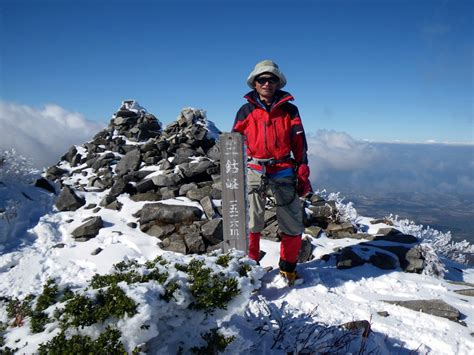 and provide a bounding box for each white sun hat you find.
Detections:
[246,59,287,89]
